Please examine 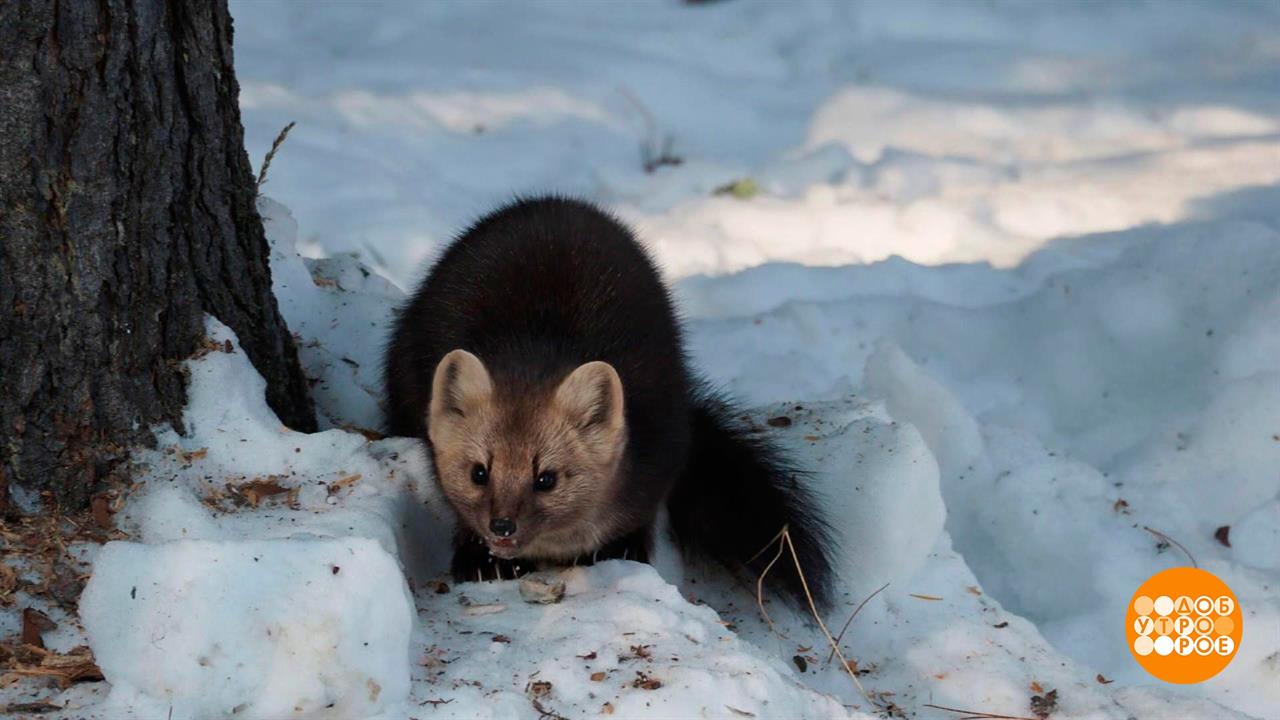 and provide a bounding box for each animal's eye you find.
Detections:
[470,464,489,486]
[533,470,558,492]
